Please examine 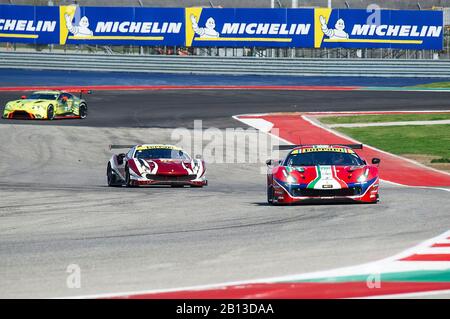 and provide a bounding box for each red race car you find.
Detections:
[107,144,207,187]
[266,144,380,205]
